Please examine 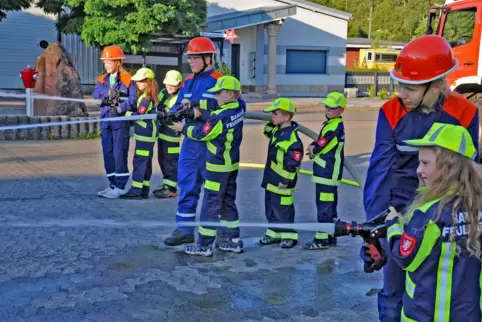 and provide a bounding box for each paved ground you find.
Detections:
[0,108,383,321]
